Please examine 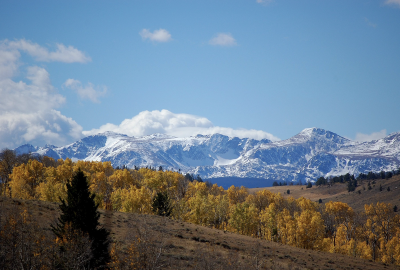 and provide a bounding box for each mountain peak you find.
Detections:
[299,127,331,136]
